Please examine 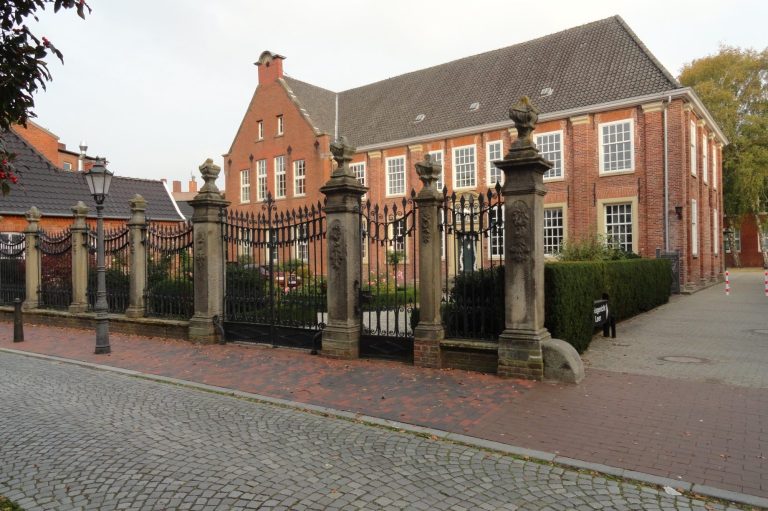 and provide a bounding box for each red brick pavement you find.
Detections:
[1,322,766,499]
